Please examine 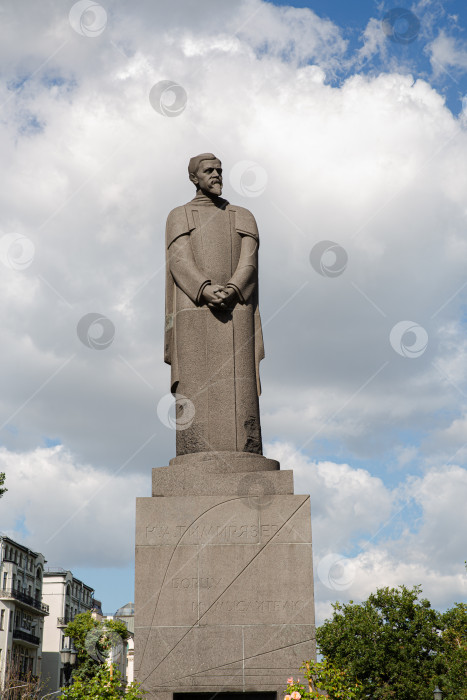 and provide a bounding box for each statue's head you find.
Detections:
[188,153,223,196]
